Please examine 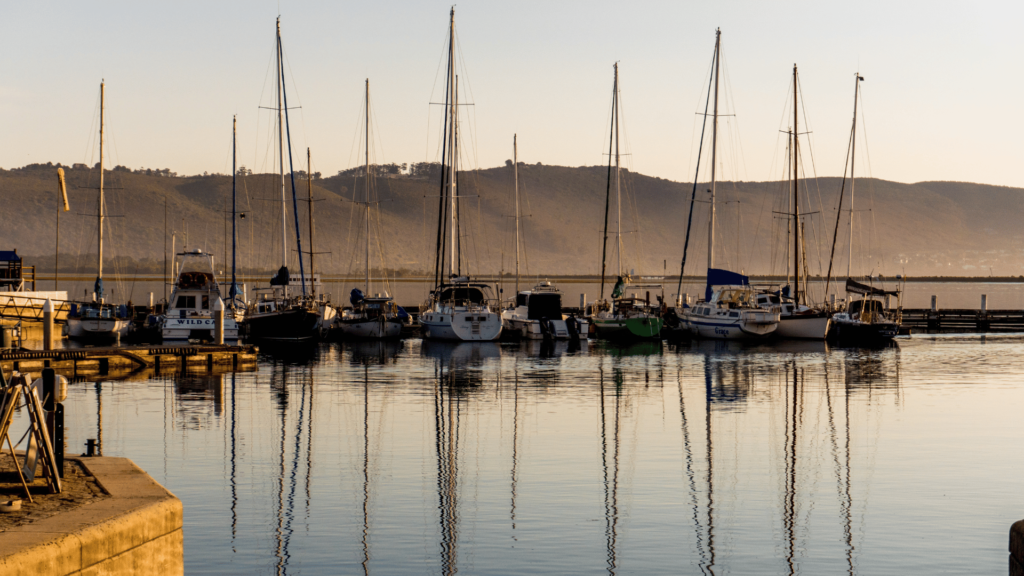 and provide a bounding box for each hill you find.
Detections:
[3,161,1022,279]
